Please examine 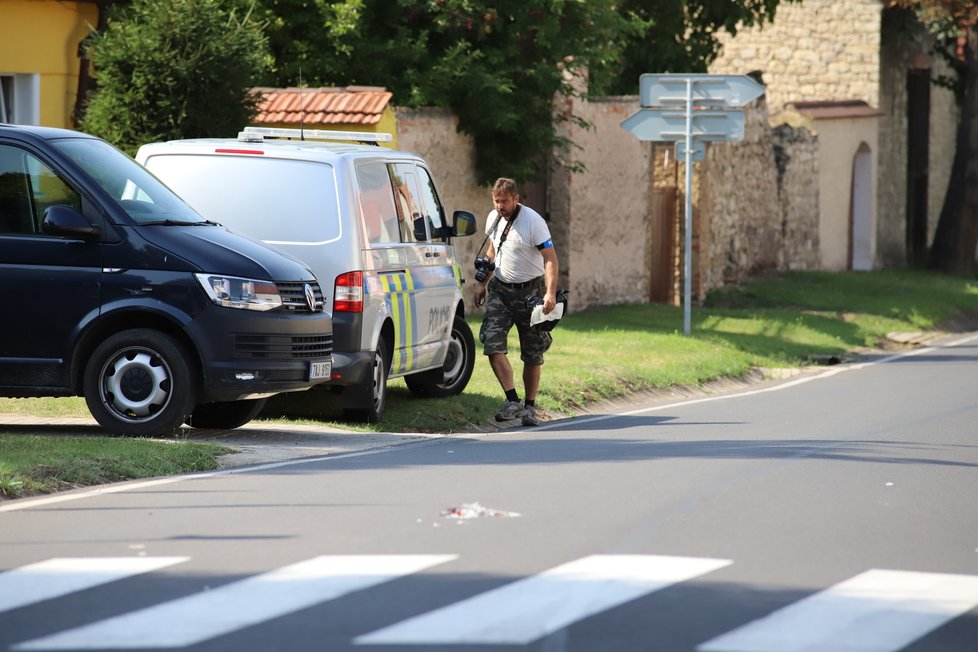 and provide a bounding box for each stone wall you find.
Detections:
[698,97,783,292]
[710,0,882,112]
[665,99,822,300]
[772,124,821,271]
[557,96,655,310]
[710,0,960,268]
